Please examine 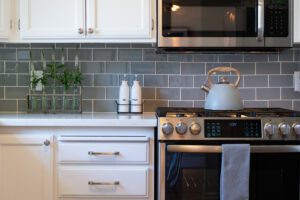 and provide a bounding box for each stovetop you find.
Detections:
[156,107,300,118]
